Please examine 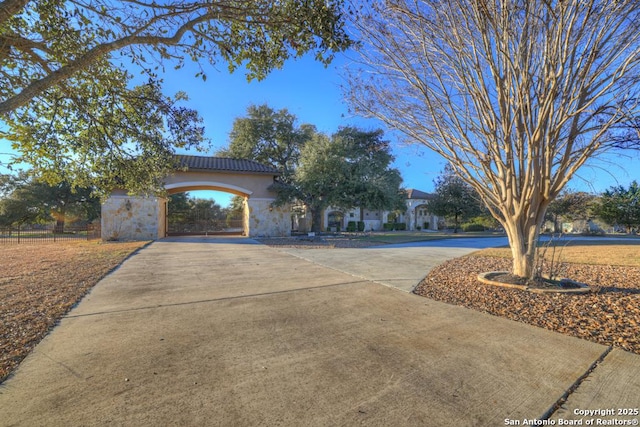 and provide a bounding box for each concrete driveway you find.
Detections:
[0,237,638,426]
[277,236,510,292]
